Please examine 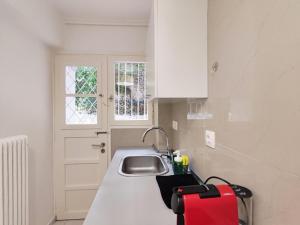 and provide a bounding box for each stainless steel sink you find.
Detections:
[119,155,169,177]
